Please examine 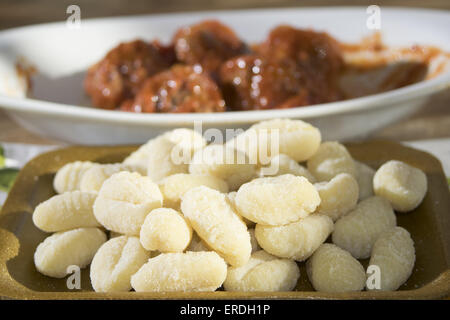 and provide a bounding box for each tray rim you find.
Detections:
[0,141,449,300]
